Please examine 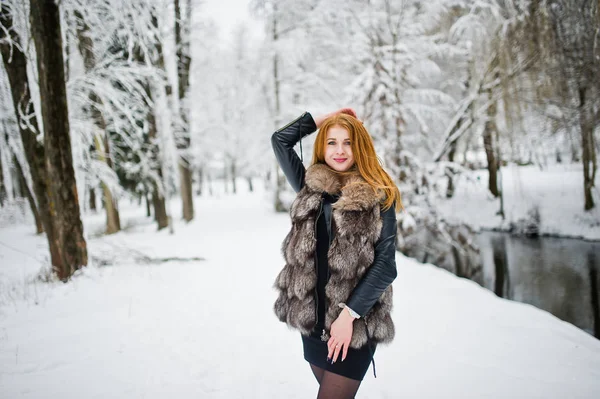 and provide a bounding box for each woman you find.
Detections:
[271,108,401,398]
